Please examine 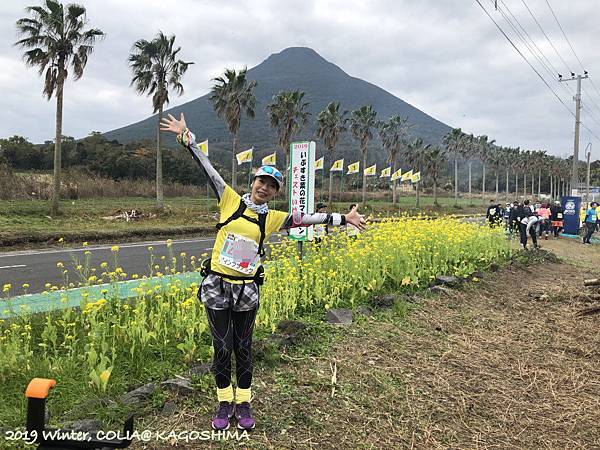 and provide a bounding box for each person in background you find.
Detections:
[550,200,563,237]
[524,213,541,249]
[536,202,551,239]
[486,200,502,228]
[582,201,598,244]
[313,202,329,245]
[509,200,522,237]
